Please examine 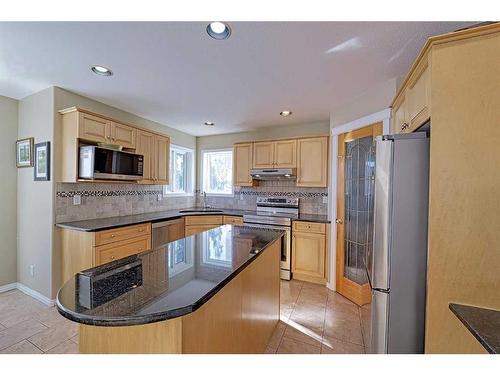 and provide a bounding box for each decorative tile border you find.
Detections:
[235,190,328,197]
[56,190,162,198]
